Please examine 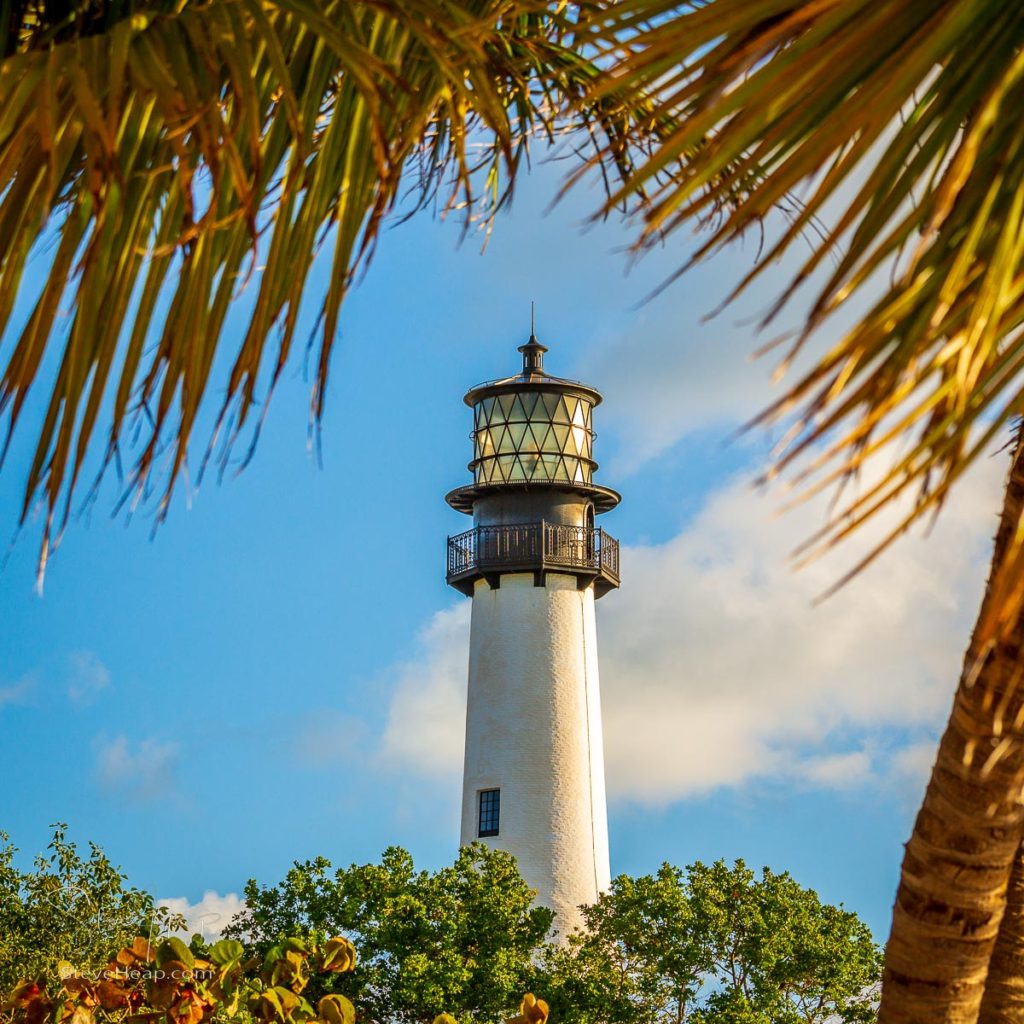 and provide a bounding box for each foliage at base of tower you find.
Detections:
[543,861,881,1024]
[0,827,184,995]
[226,844,553,1024]
[1,831,880,1024]
[4,931,362,1024]
[232,847,881,1024]
[2,926,548,1024]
